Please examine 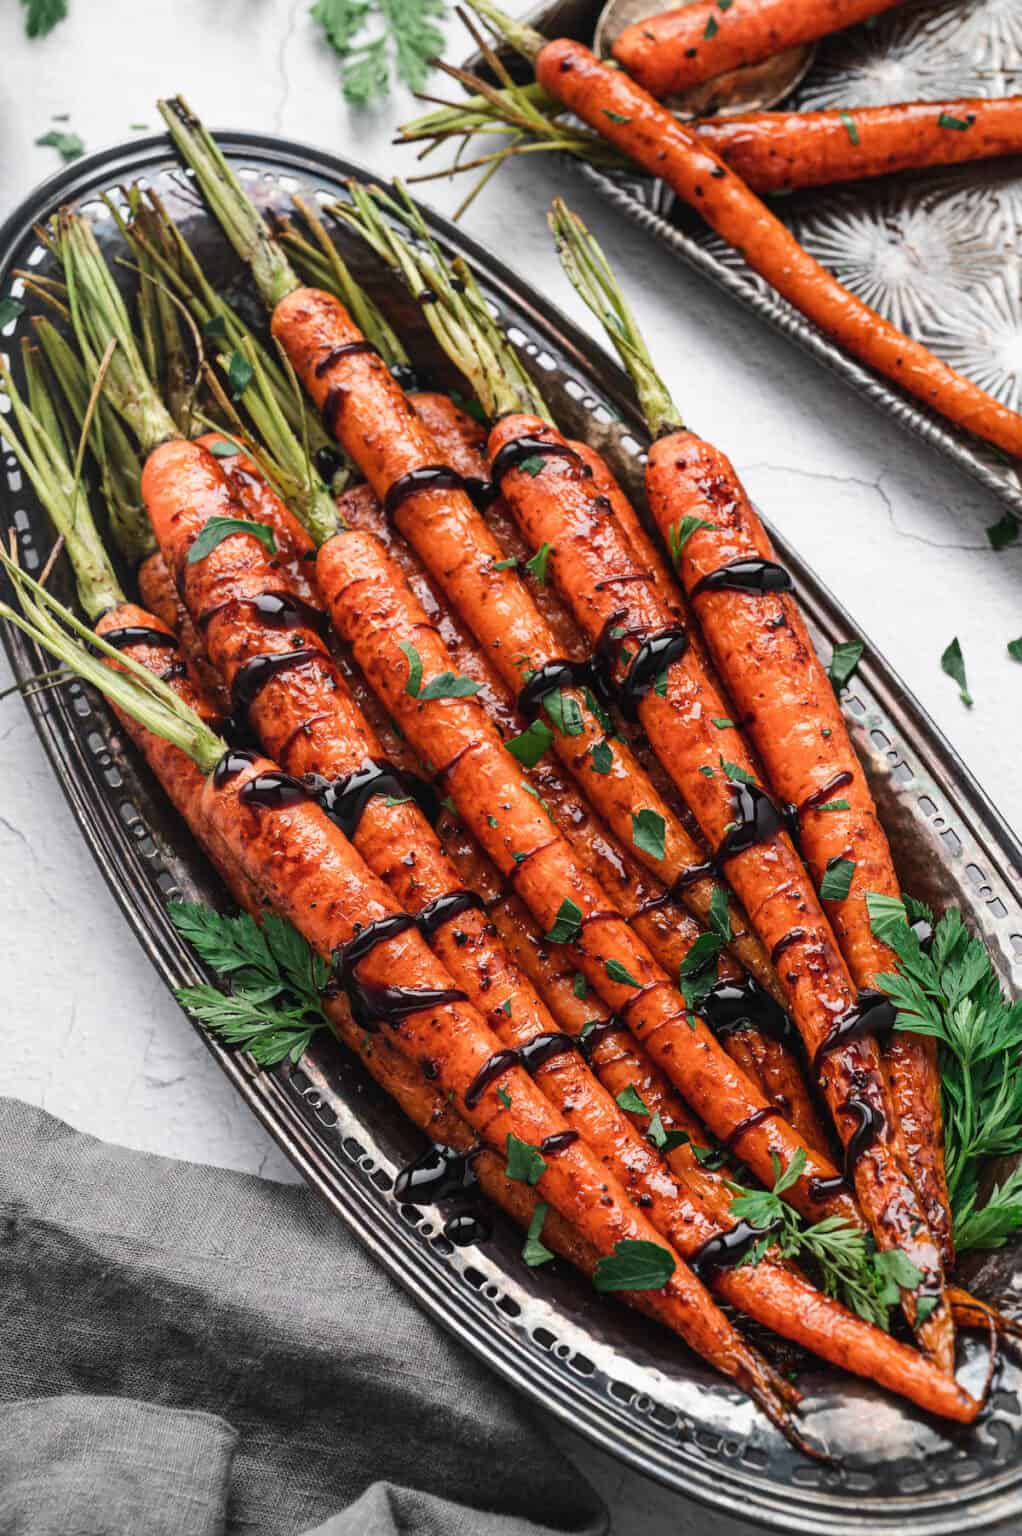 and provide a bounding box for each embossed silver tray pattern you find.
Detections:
[483,0,1022,516]
[3,136,1022,1532]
